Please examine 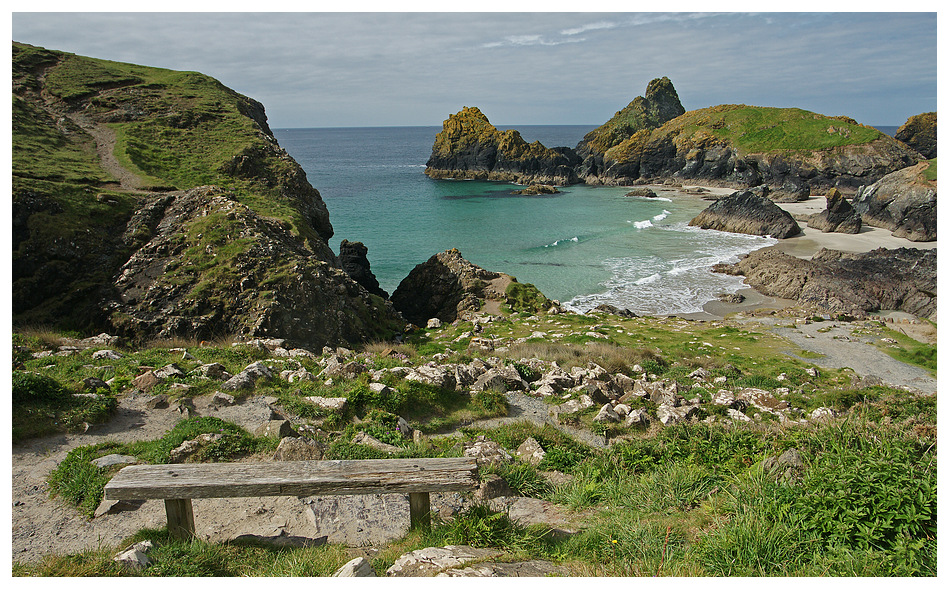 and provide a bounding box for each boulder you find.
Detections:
[853,161,936,241]
[688,191,801,238]
[807,188,862,234]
